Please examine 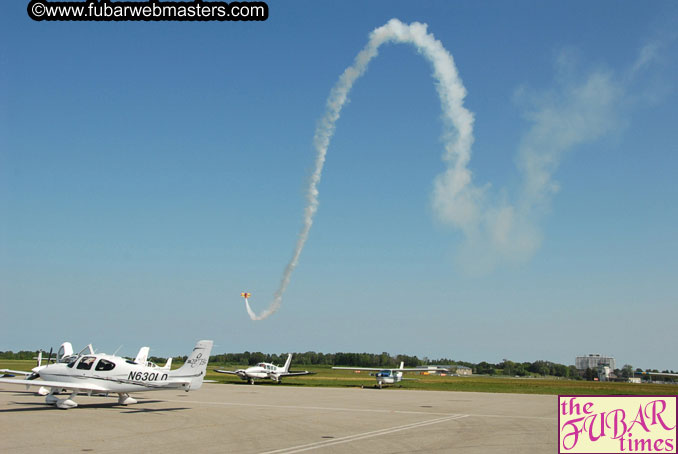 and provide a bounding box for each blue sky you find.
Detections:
[1,1,676,370]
